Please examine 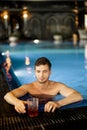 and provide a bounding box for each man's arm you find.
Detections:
[4,85,28,113]
[44,83,83,112]
[57,91,83,108]
[57,83,83,106]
